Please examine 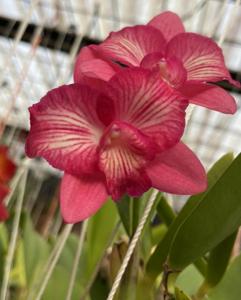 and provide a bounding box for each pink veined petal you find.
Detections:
[146,142,207,195]
[99,25,166,67]
[141,52,187,88]
[179,83,237,114]
[107,68,188,151]
[60,173,108,223]
[166,33,240,87]
[74,45,121,82]
[148,11,185,42]
[26,84,113,176]
[99,121,154,200]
